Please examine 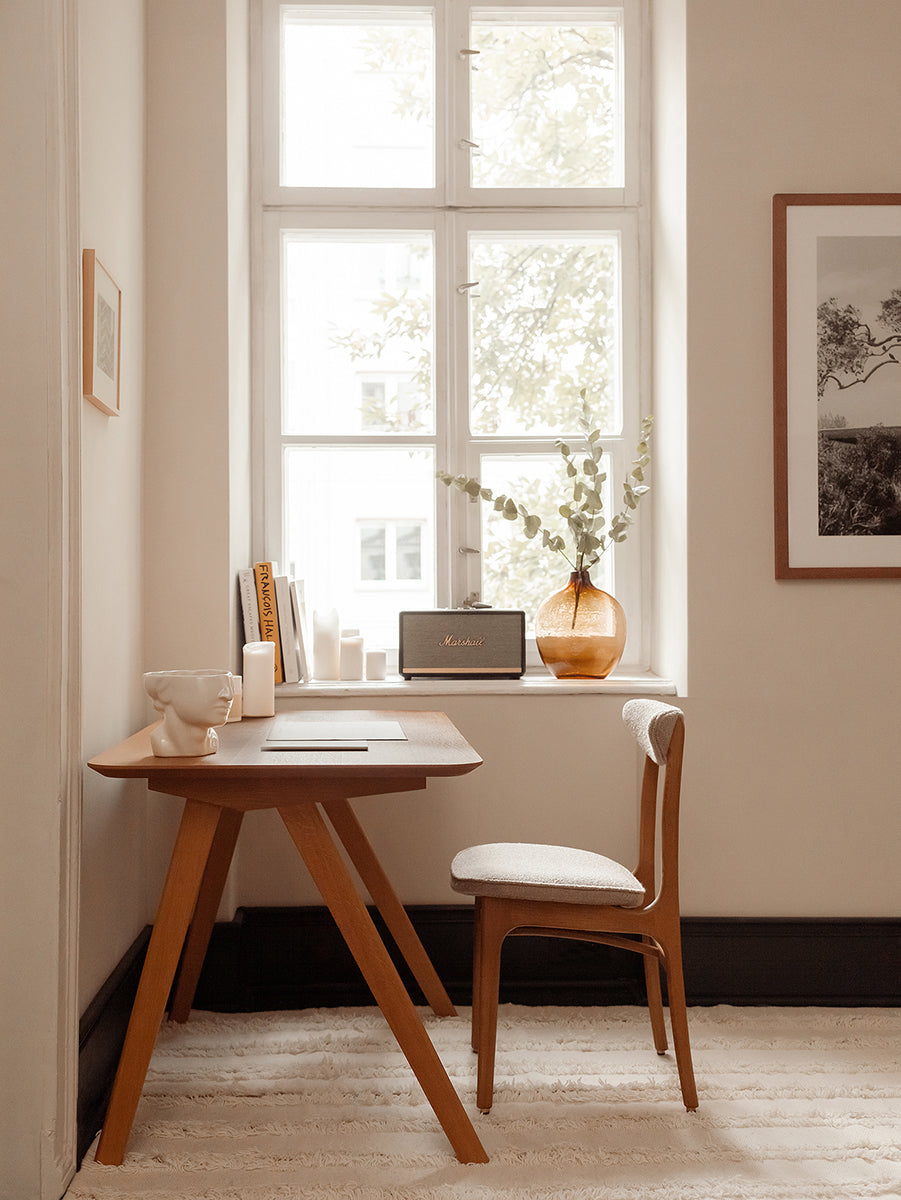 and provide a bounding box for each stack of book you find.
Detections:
[238,563,310,684]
